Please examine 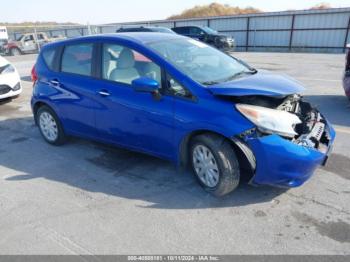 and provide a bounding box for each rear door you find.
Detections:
[51,41,99,138]
[37,33,48,48]
[173,27,190,37]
